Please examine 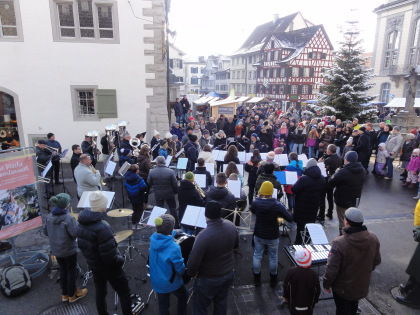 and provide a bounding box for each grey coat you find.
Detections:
[74,163,102,197]
[406,225,420,282]
[385,132,404,159]
[148,165,178,200]
[43,209,78,257]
